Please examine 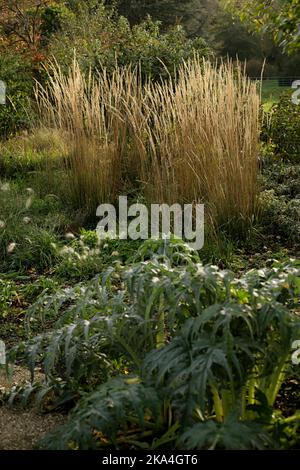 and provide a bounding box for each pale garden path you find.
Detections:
[0,367,65,450]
